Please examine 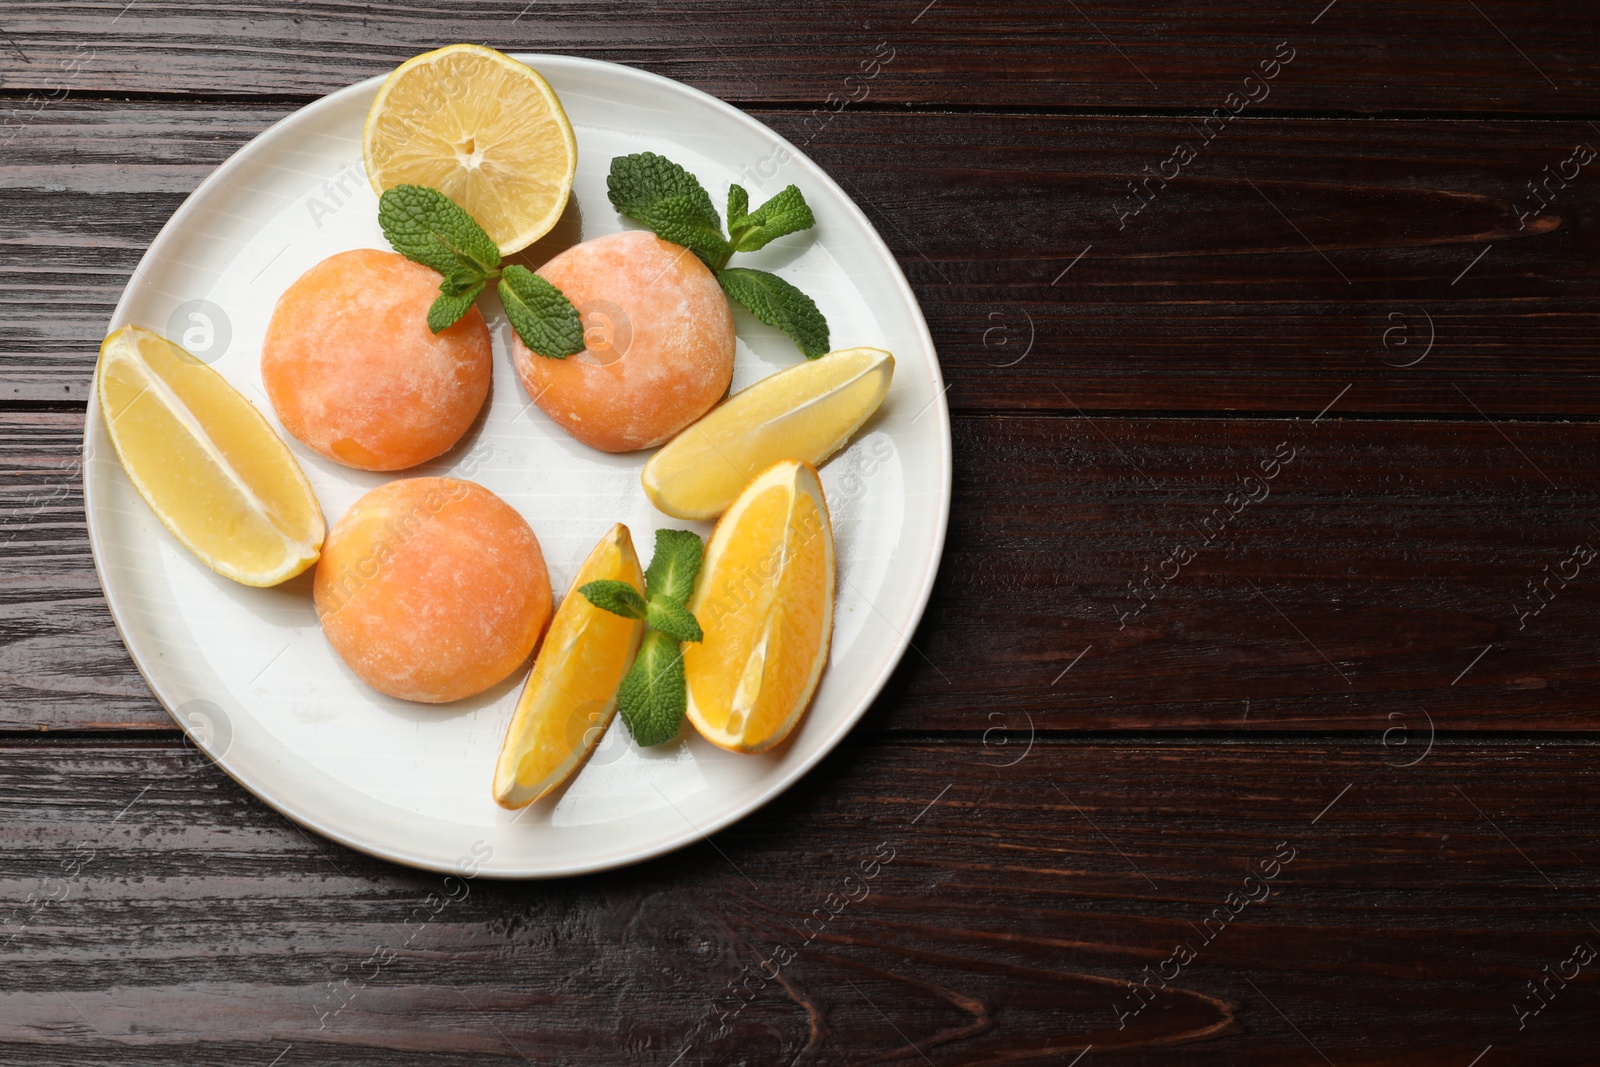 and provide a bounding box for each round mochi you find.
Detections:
[313,478,552,703]
[512,230,736,452]
[262,248,492,471]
